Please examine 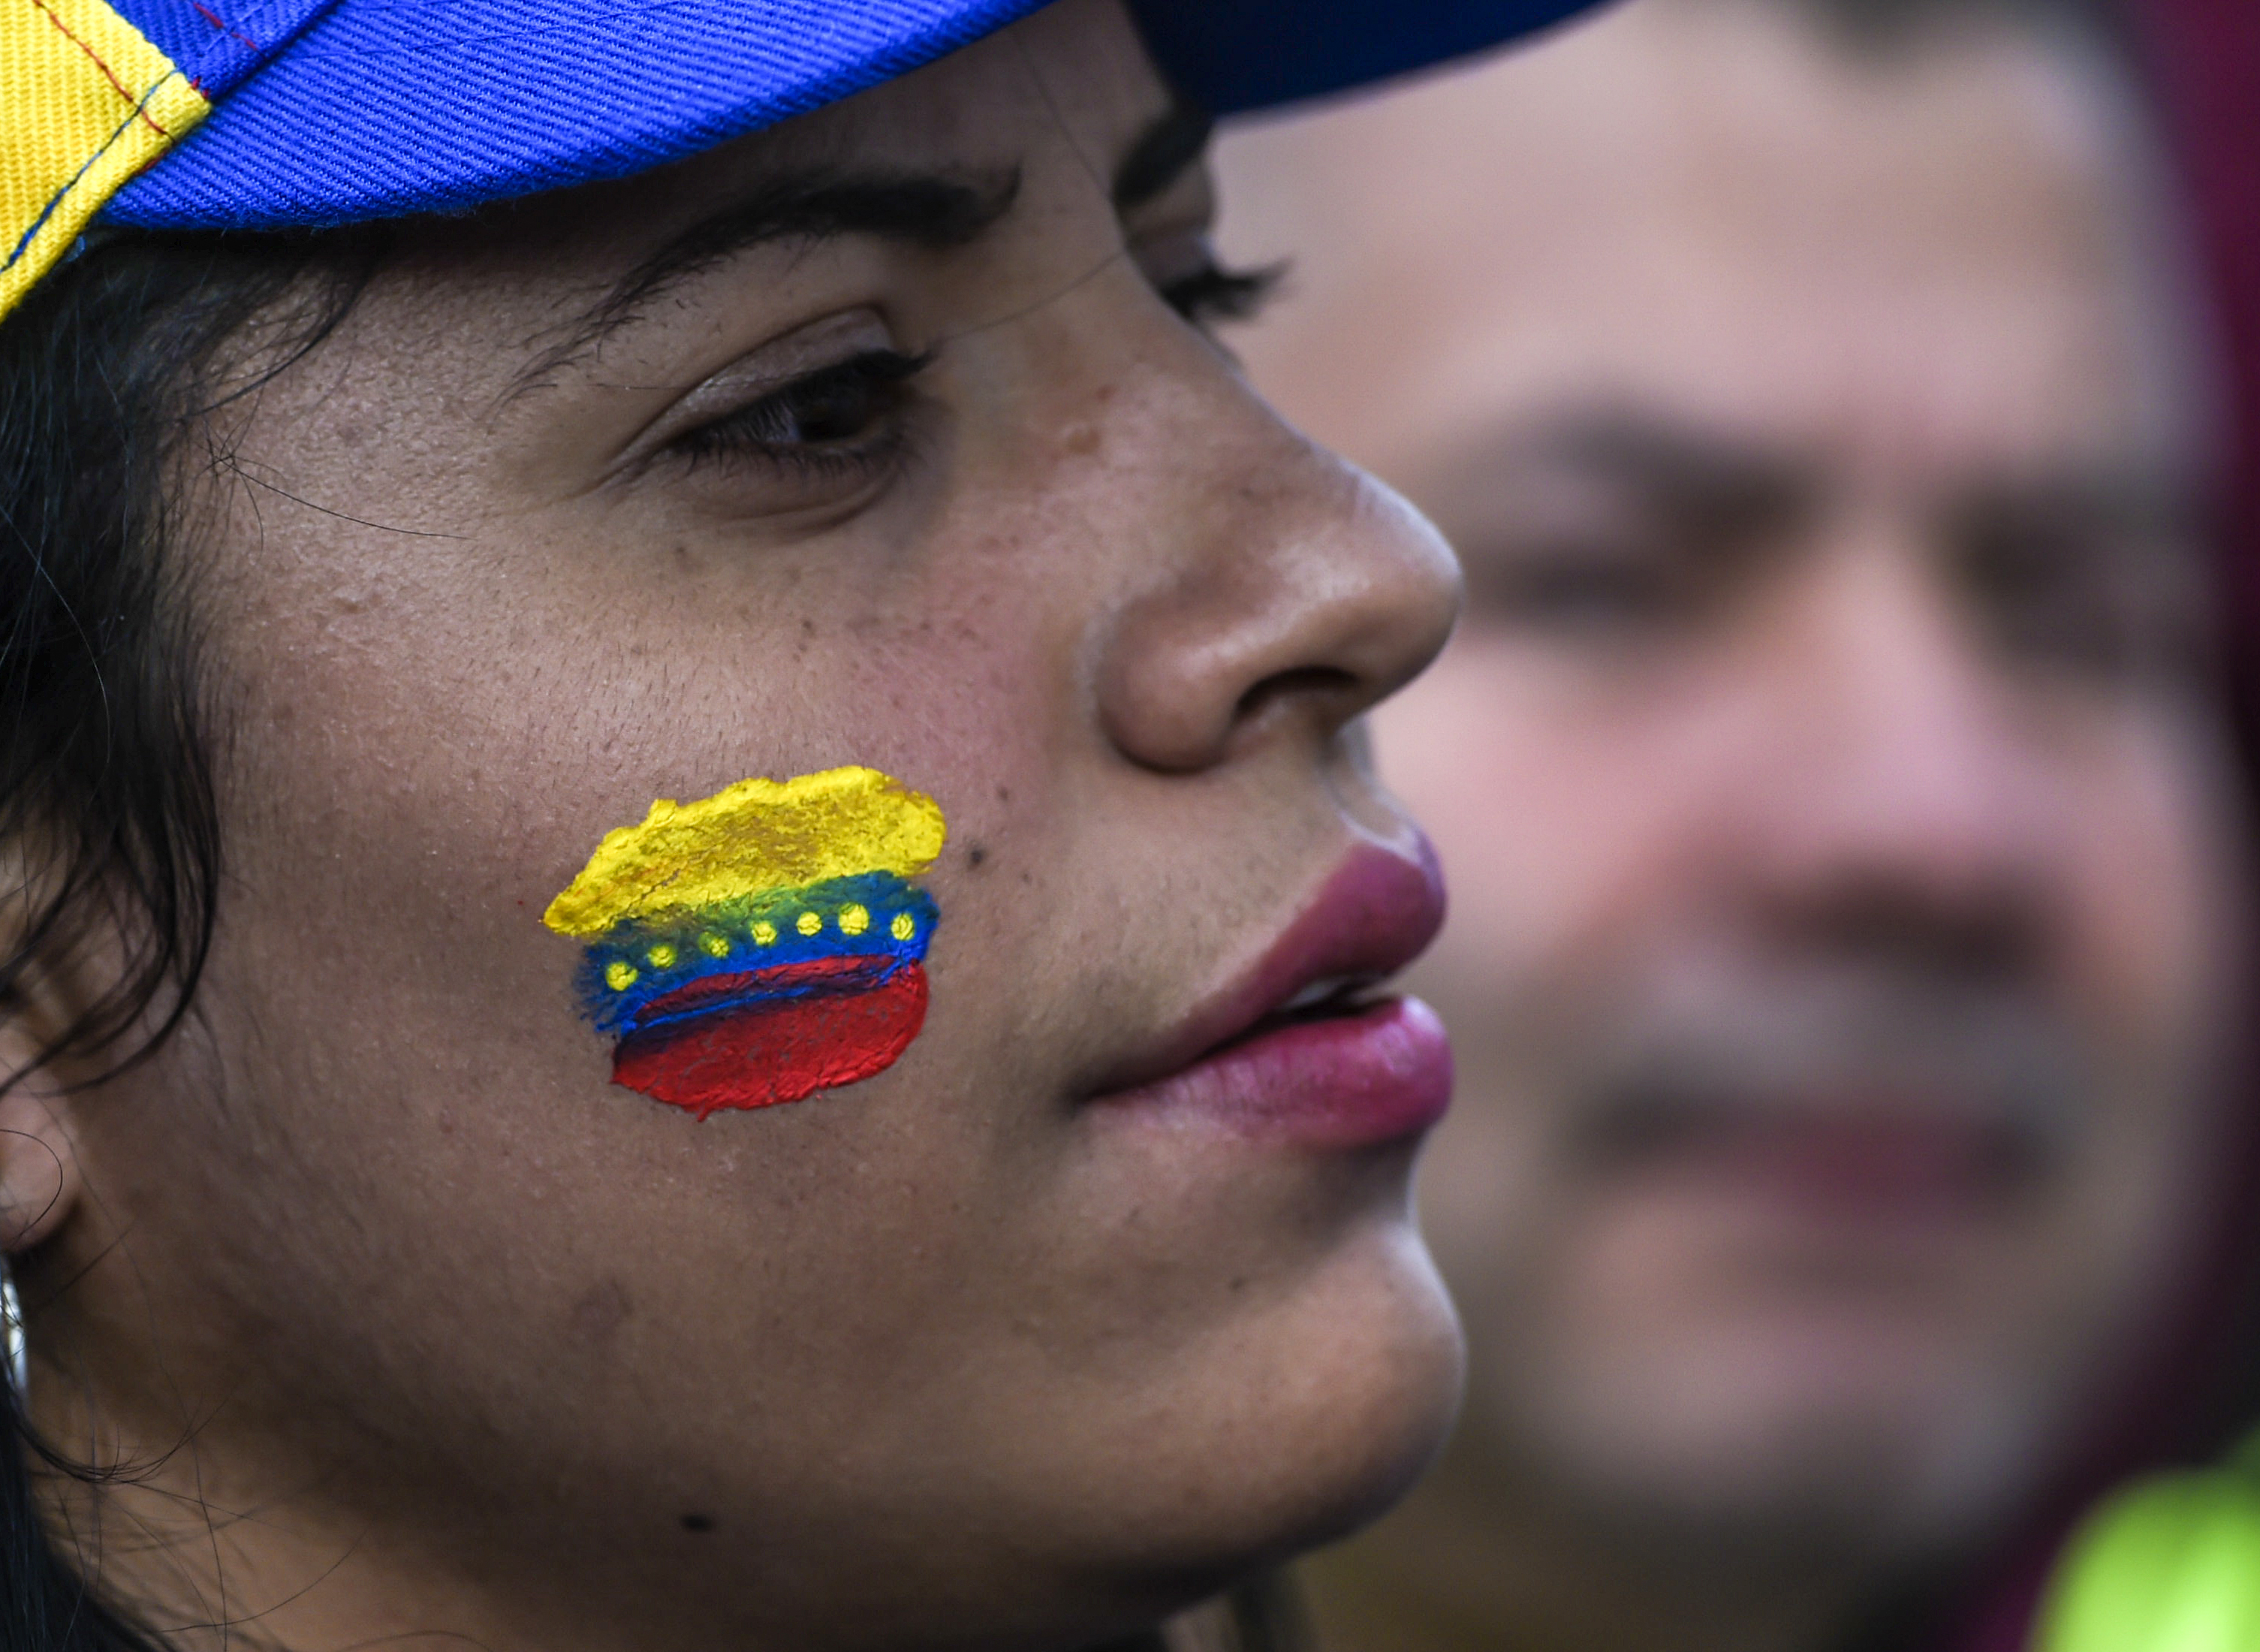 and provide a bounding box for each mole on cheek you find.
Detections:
[568,1280,633,1347]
